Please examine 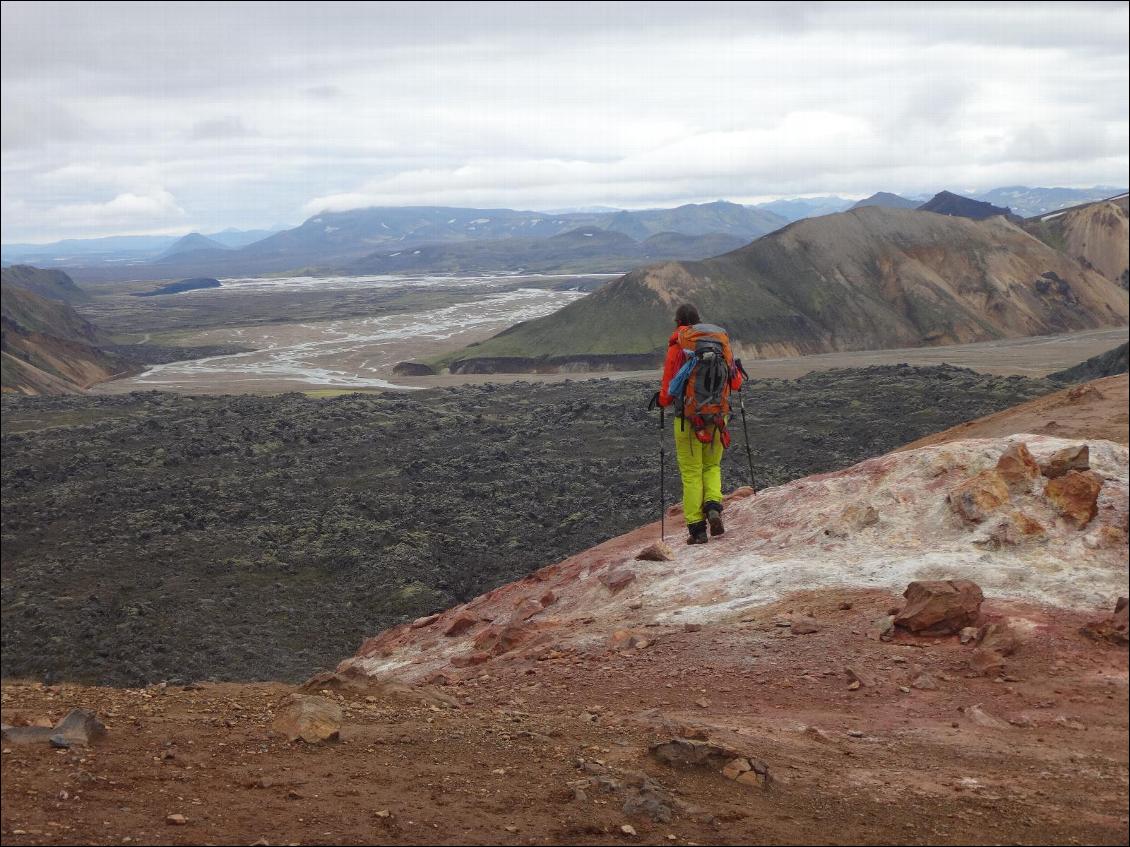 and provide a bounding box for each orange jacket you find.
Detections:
[658,327,743,408]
